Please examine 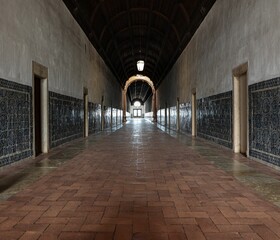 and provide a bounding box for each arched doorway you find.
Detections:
[123,76,156,122]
